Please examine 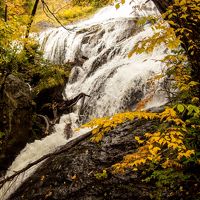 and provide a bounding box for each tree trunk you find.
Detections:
[4,4,7,22]
[25,0,40,38]
[152,0,200,101]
